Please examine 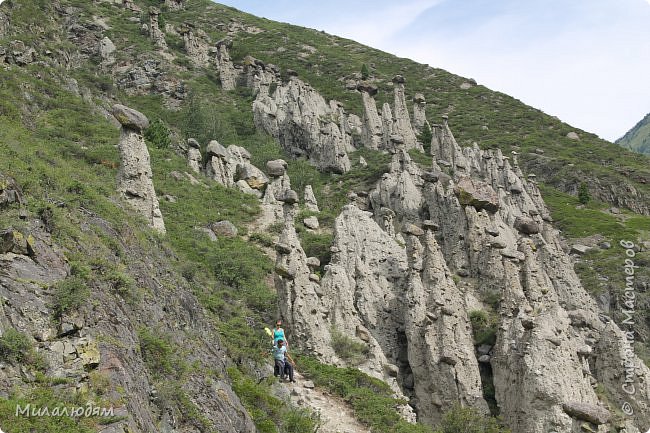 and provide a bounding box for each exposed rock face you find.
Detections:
[186,138,202,173]
[204,141,268,190]
[214,38,237,90]
[281,116,650,431]
[179,23,209,66]
[359,85,383,149]
[253,76,352,173]
[0,223,256,433]
[148,7,168,50]
[98,36,116,65]
[113,104,166,234]
[358,77,422,153]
